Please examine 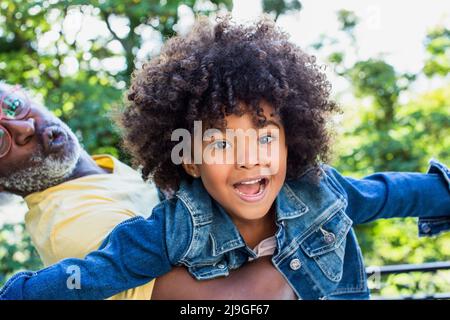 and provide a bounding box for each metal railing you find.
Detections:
[366,261,450,300]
